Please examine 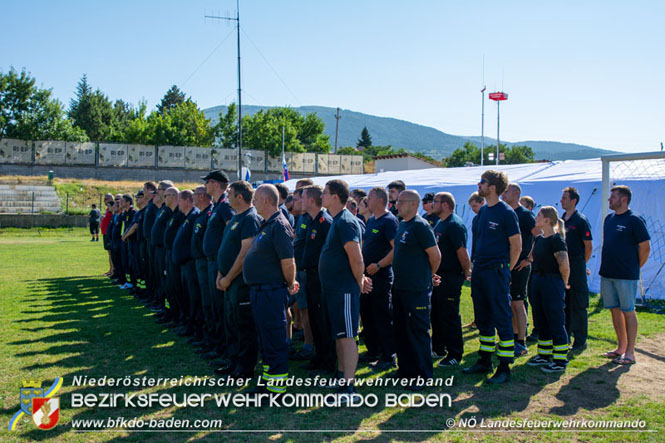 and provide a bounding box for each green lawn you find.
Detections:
[0,228,663,442]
